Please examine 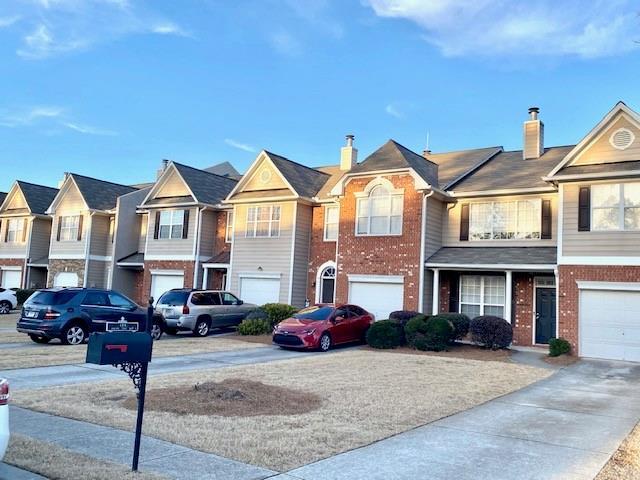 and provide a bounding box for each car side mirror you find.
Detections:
[333,315,344,323]
[238,300,243,305]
